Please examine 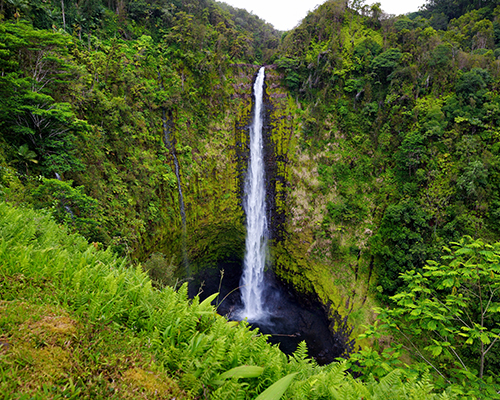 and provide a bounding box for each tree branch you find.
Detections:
[484,335,500,357]
[483,286,499,317]
[397,325,450,384]
[434,296,472,329]
[436,332,468,370]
